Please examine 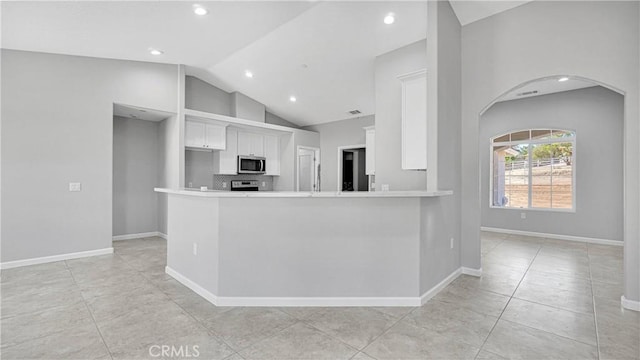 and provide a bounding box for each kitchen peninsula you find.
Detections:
[156,187,453,307]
